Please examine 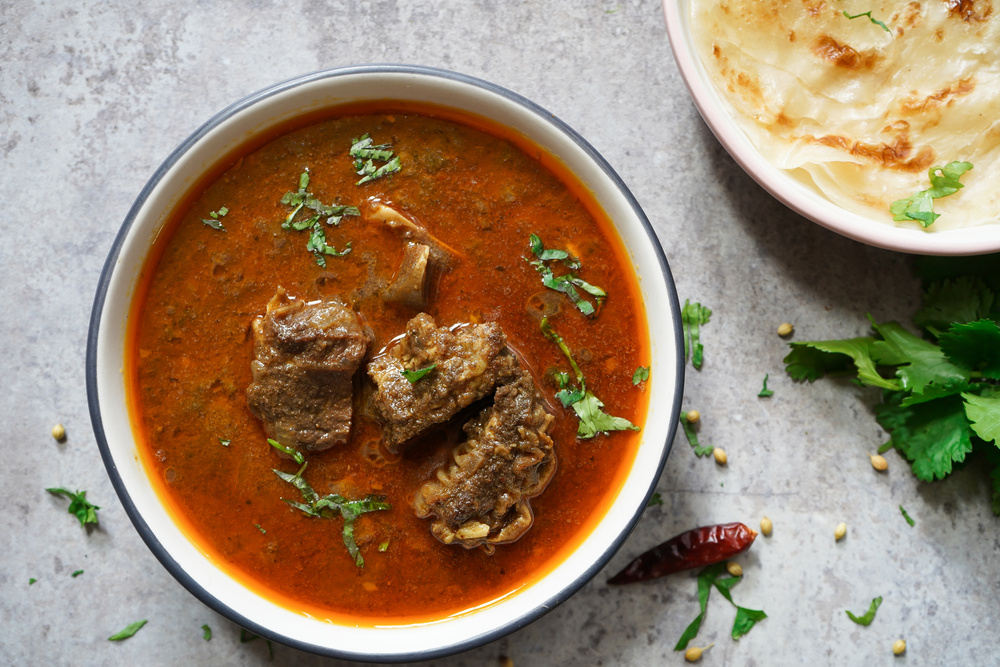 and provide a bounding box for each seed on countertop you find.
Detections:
[835,522,847,541]
[760,516,773,536]
[686,410,700,424]
[685,644,713,662]
[713,447,728,465]
[777,322,794,337]
[869,453,888,472]
[499,656,514,667]
[892,639,906,656]
[726,561,743,577]
[51,424,66,441]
